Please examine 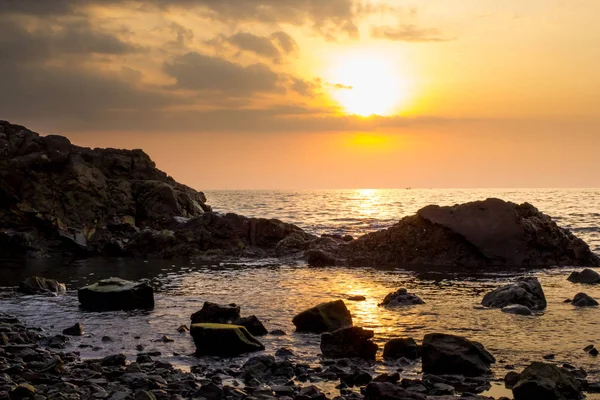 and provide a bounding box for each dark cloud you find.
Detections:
[215,32,282,59]
[370,25,450,42]
[0,18,142,63]
[291,78,321,96]
[270,32,298,54]
[163,52,283,95]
